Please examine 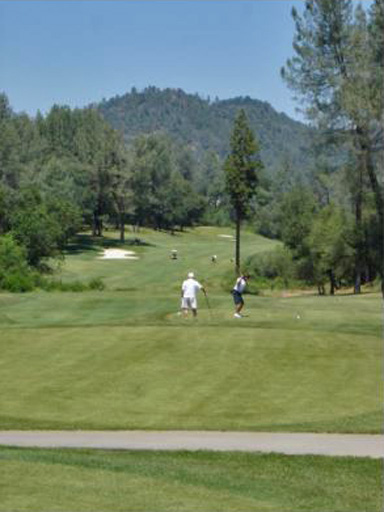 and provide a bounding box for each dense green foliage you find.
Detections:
[98,86,316,175]
[0,235,38,292]
[281,0,384,294]
[0,94,208,287]
[130,133,204,231]
[224,110,263,272]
